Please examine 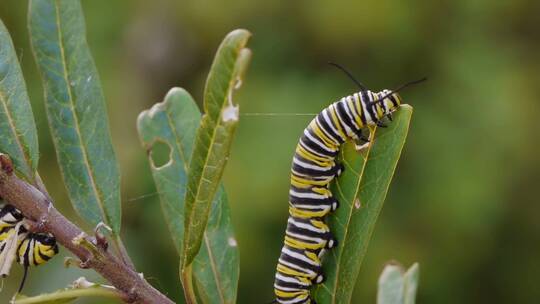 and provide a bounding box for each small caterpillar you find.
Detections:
[273,64,424,304]
[0,204,58,291]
